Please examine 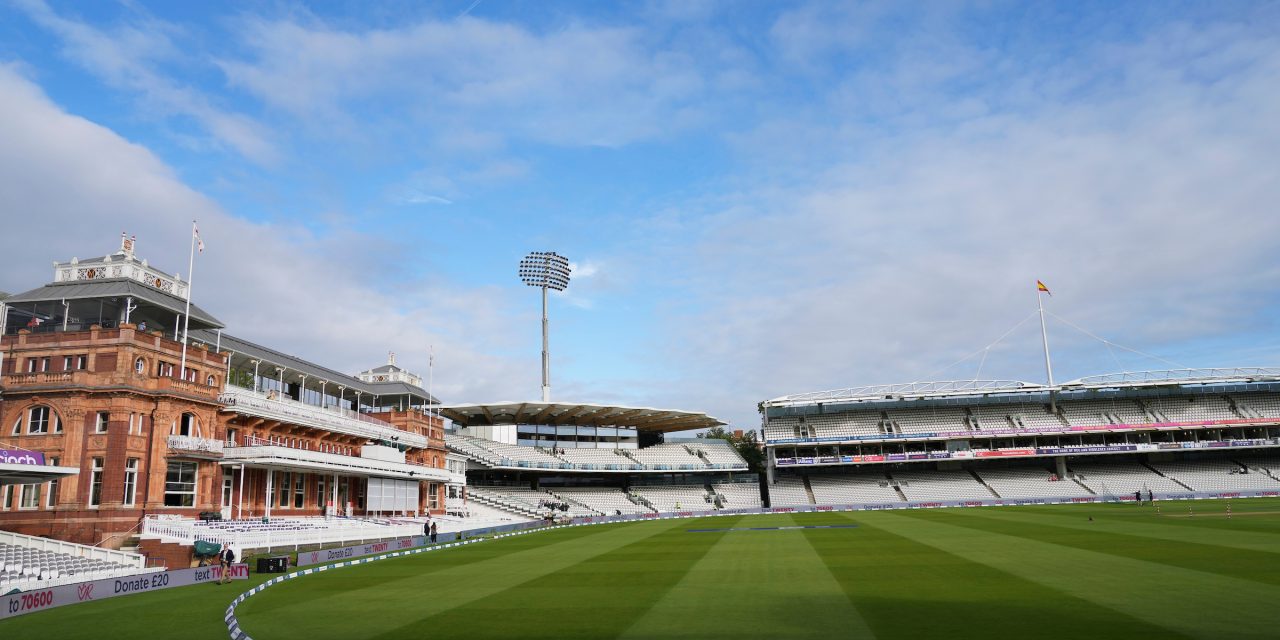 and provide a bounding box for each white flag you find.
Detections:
[194,221,204,253]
